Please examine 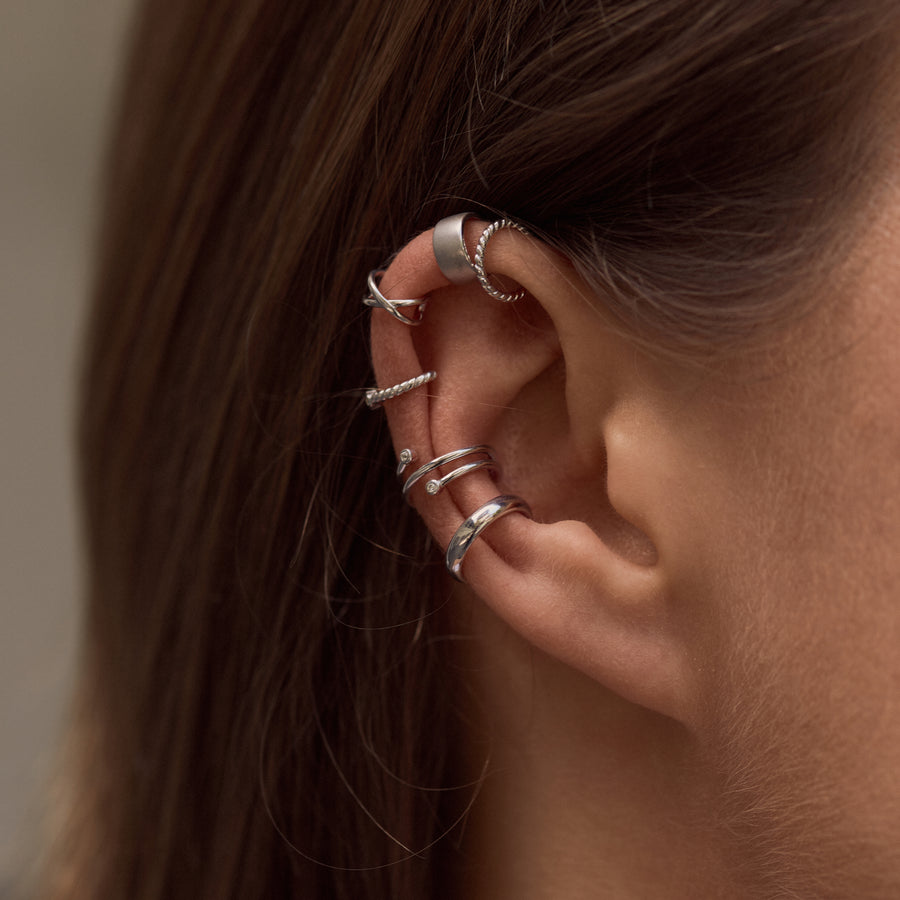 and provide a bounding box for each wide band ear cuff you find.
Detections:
[445,494,533,582]
[433,212,477,284]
